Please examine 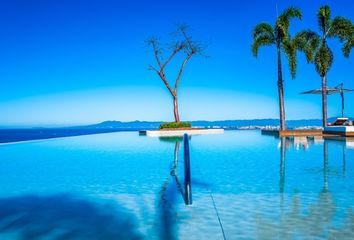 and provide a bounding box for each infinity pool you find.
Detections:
[0,130,353,239]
